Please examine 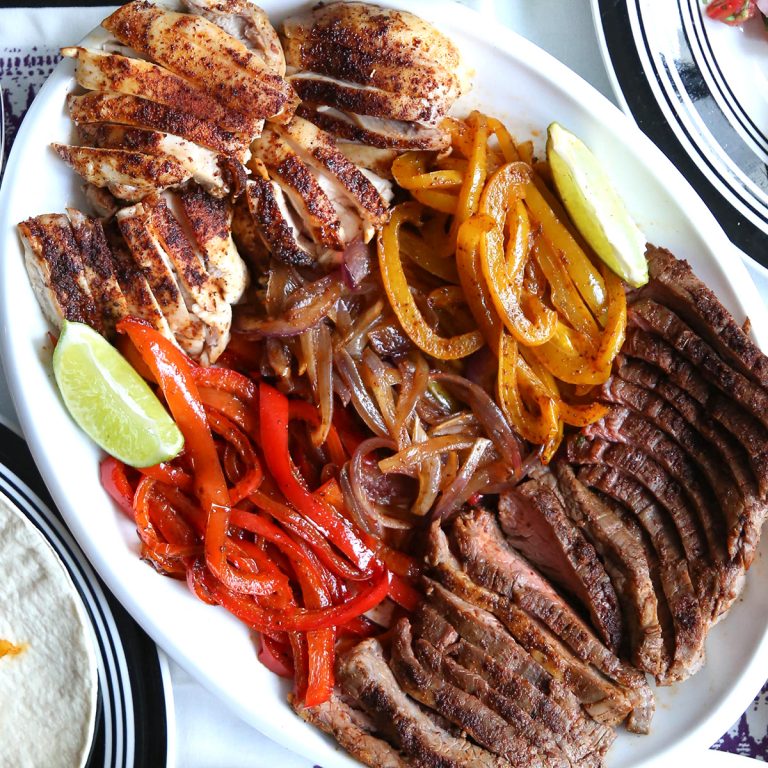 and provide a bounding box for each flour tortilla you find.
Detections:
[0,490,97,768]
